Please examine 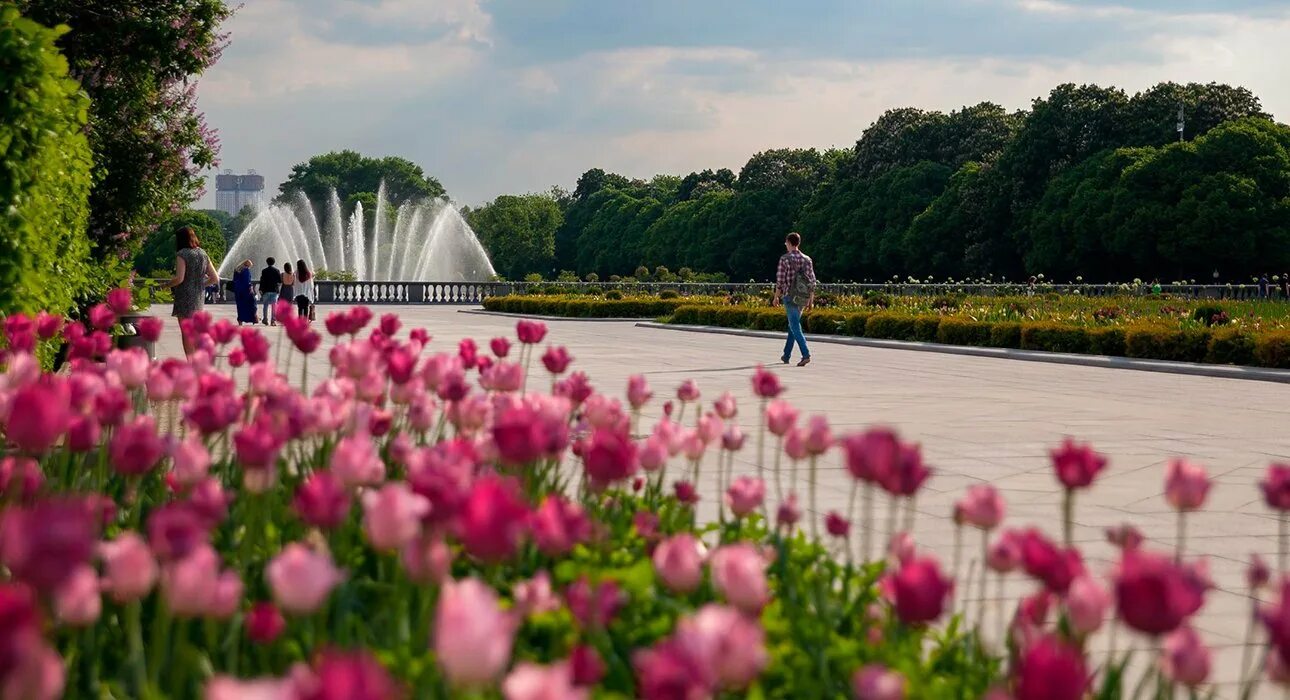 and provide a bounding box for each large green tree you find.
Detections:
[133,210,227,276]
[467,194,562,279]
[279,150,446,211]
[16,0,234,262]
